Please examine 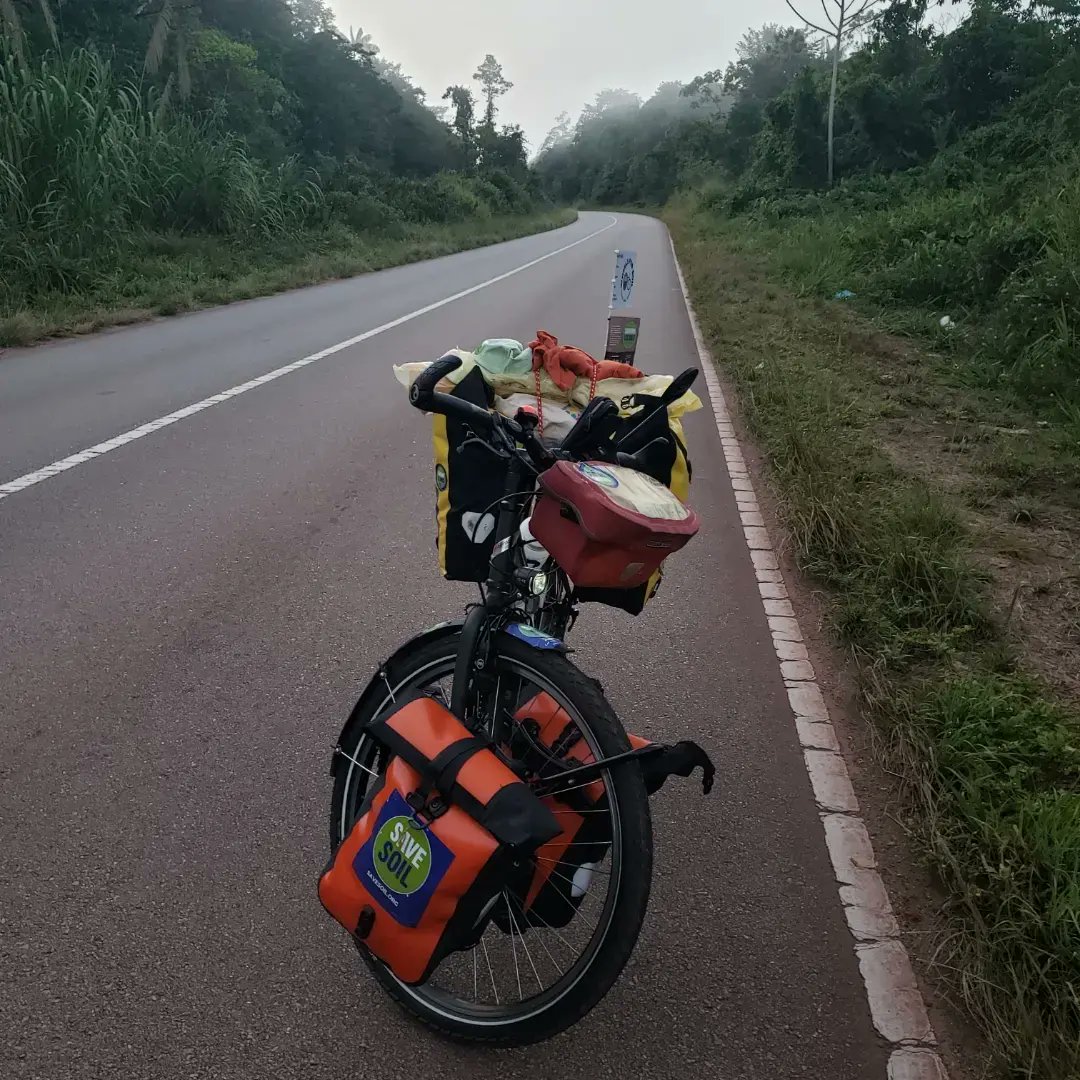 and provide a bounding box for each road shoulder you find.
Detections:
[667,215,992,1080]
